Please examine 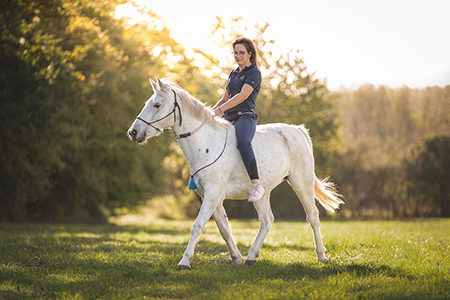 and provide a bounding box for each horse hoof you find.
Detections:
[178,264,191,270]
[319,257,329,264]
[245,260,257,265]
